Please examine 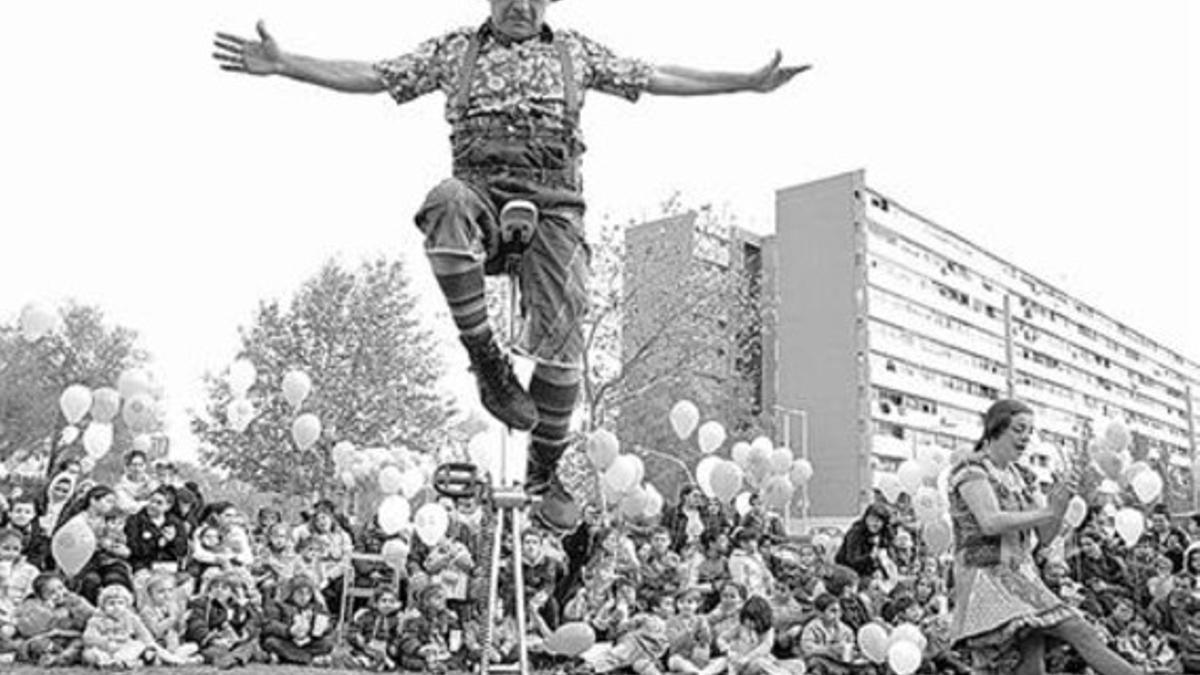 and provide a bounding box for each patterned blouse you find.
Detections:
[949,457,1041,568]
[373,21,654,138]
